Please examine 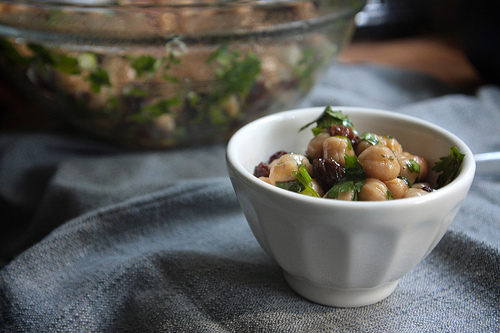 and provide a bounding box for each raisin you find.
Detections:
[268,150,288,163]
[312,158,345,190]
[331,125,354,140]
[351,134,360,153]
[331,125,359,151]
[254,151,288,178]
[254,162,270,178]
[421,185,435,193]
